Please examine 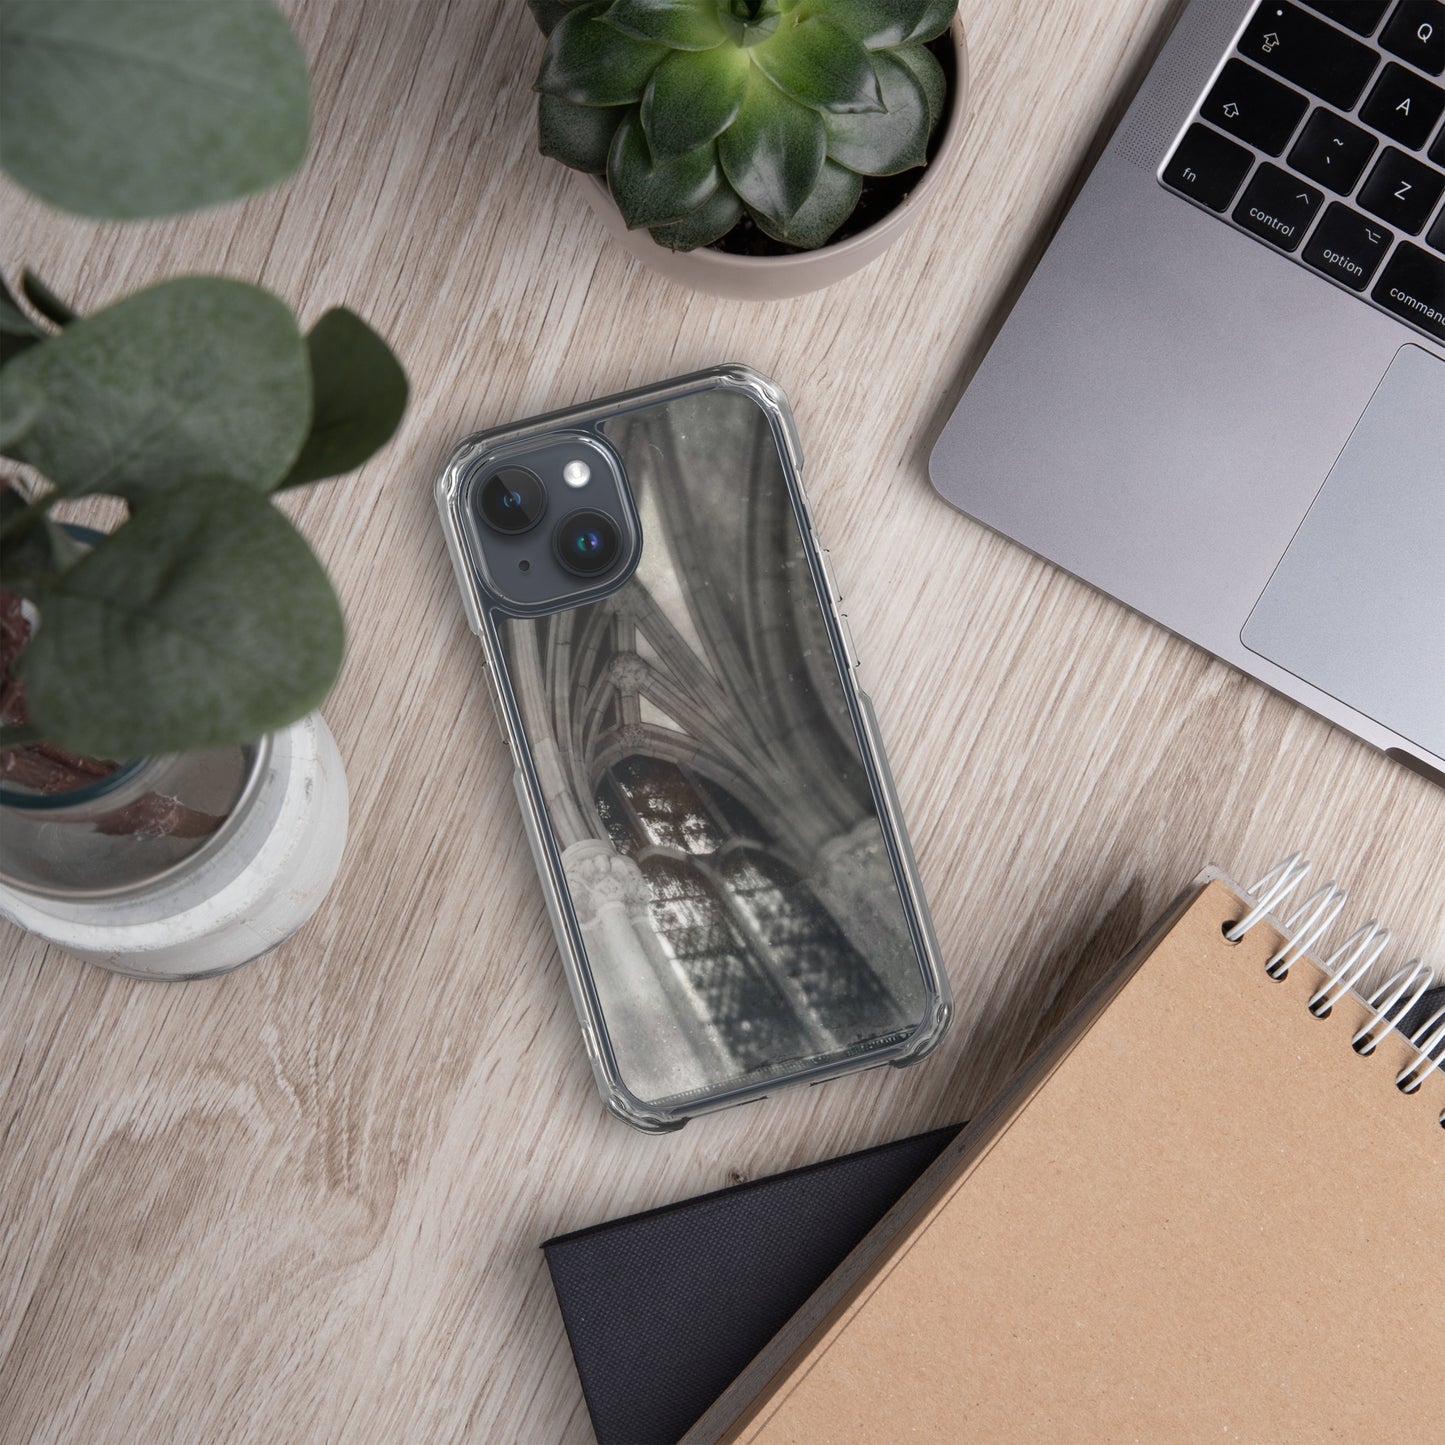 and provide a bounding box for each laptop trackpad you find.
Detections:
[1242,344,1444,757]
